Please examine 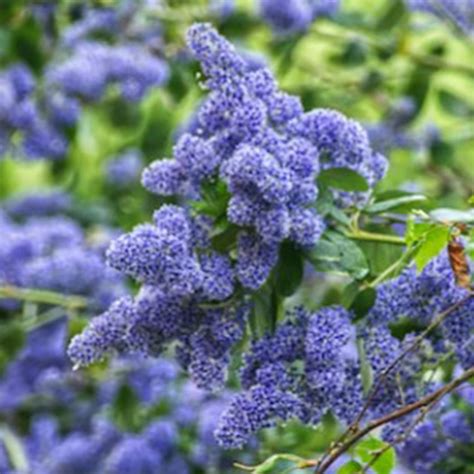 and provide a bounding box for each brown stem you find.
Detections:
[315,293,472,472]
[353,294,472,428]
[314,366,474,474]
[360,397,438,474]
